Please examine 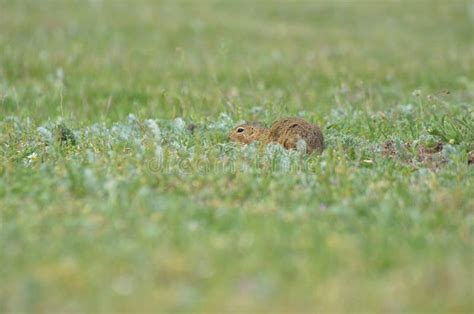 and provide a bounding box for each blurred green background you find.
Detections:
[1,0,472,121]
